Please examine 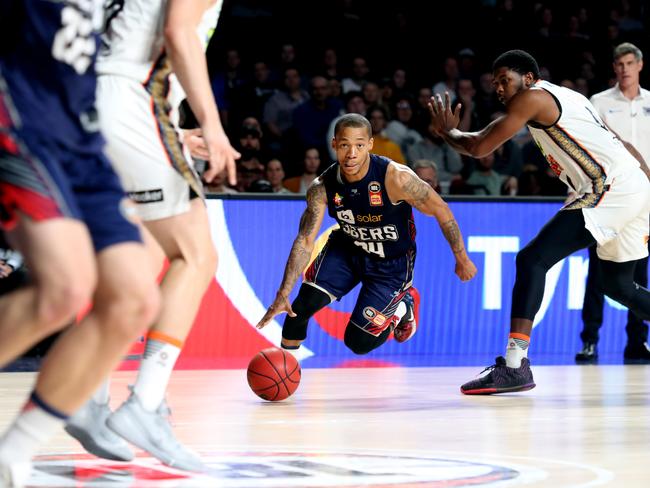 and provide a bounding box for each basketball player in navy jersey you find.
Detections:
[0,0,160,484]
[429,50,650,395]
[257,113,477,357]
